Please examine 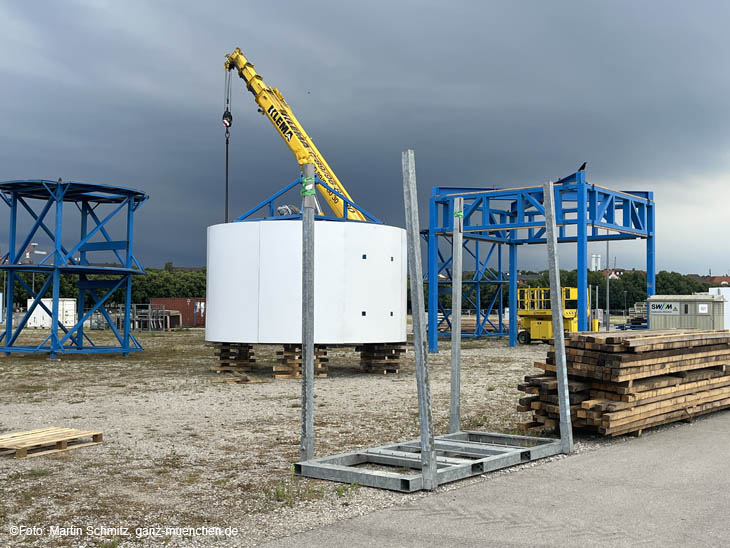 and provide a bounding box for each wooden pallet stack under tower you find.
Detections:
[211,343,256,381]
[275,344,328,379]
[358,343,405,374]
[517,330,730,436]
